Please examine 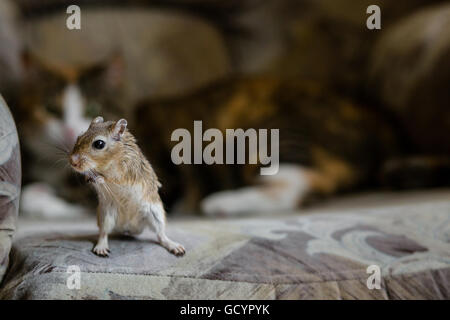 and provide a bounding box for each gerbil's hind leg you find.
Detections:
[93,231,110,257]
[145,202,185,256]
[93,203,116,257]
